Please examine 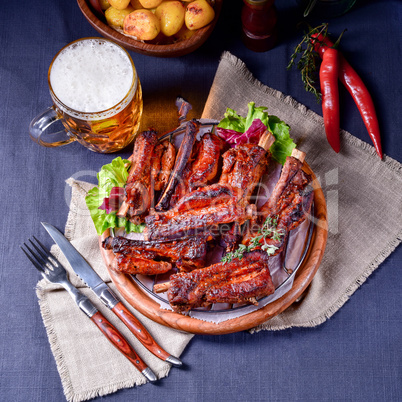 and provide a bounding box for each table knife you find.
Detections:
[23,235,157,382]
[41,222,182,367]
